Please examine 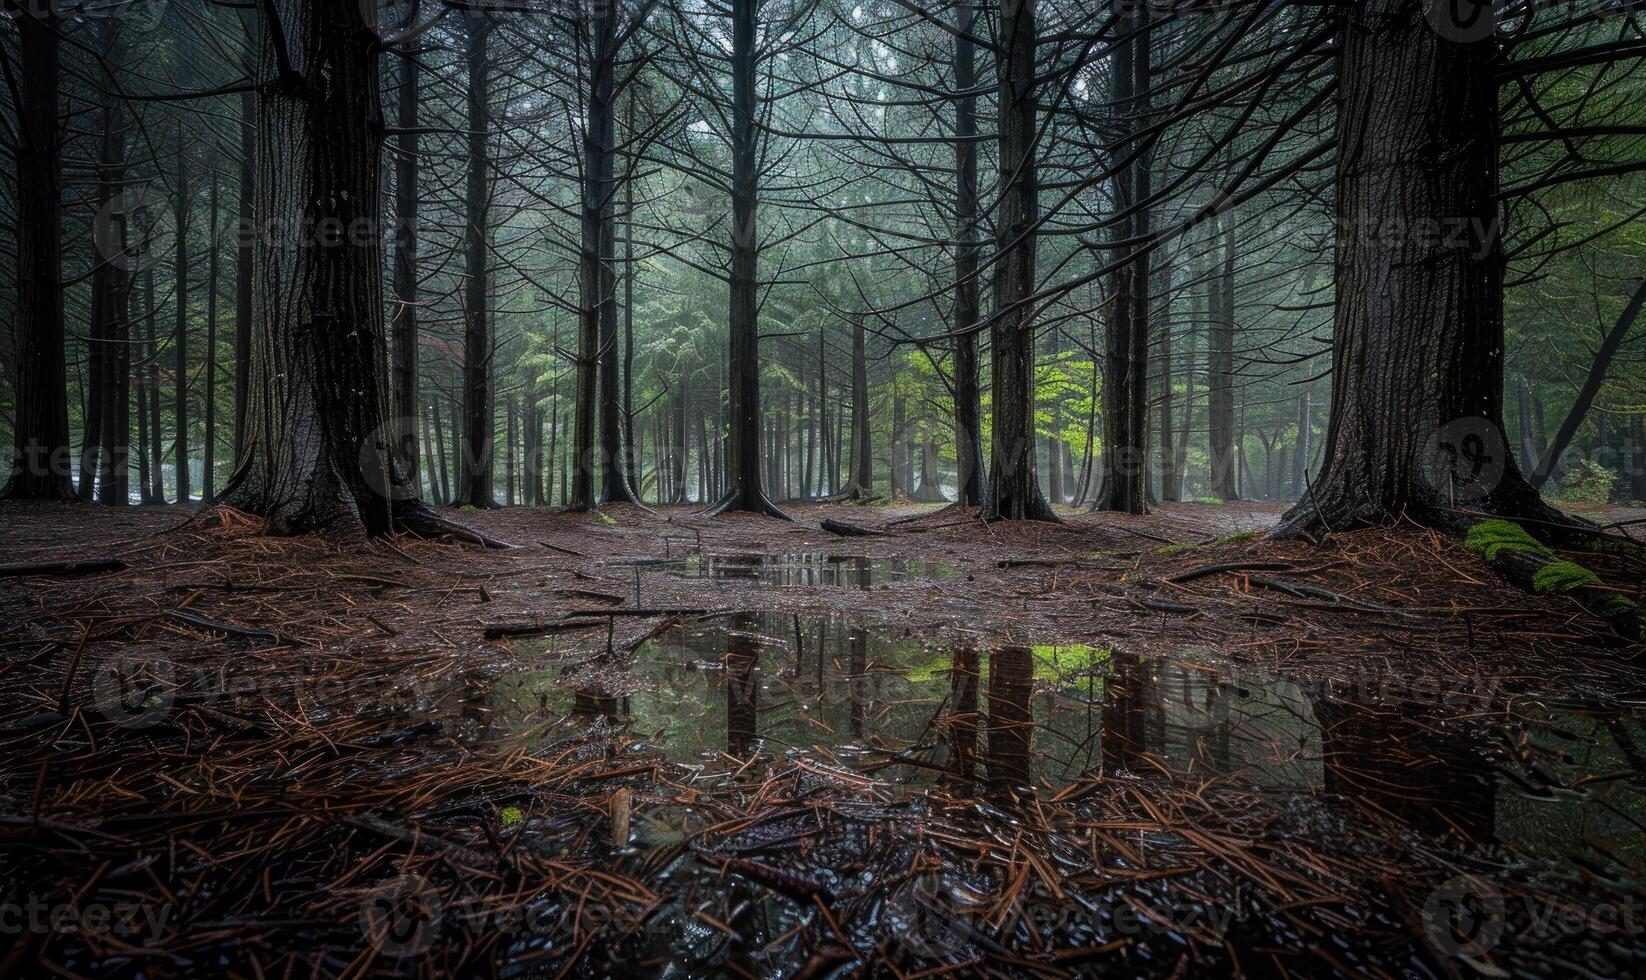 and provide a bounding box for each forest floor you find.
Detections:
[2,497,1644,978]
